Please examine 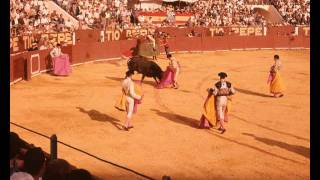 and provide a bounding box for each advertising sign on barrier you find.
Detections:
[104,28,156,41]
[10,32,74,54]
